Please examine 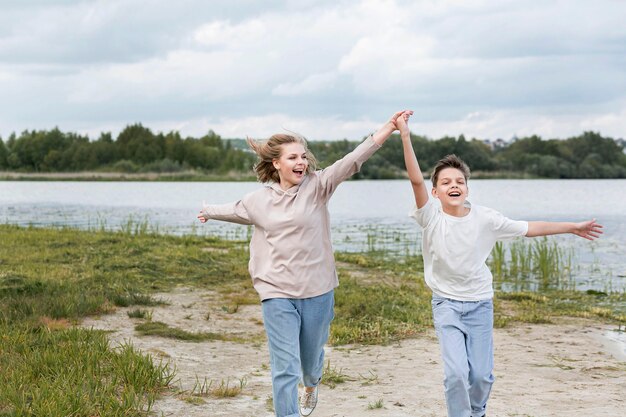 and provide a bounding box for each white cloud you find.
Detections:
[413,102,626,140]
[193,19,268,47]
[174,113,380,141]
[272,72,338,96]
[0,0,625,140]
